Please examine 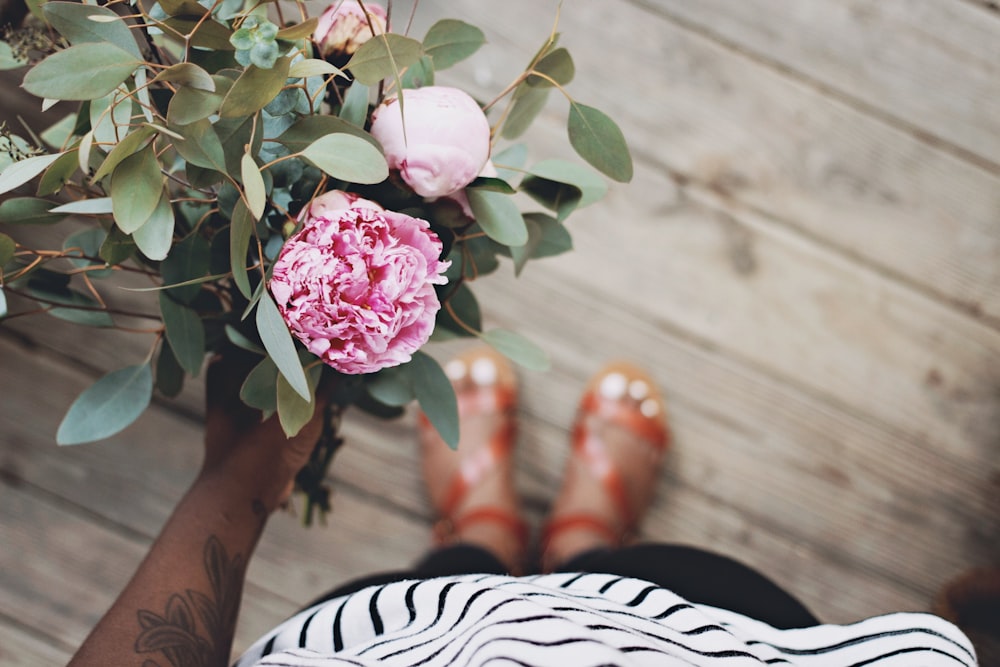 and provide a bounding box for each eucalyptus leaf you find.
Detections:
[520,176,582,221]
[23,43,139,101]
[167,87,222,125]
[275,115,374,152]
[241,355,278,411]
[229,199,254,299]
[509,213,573,276]
[299,133,388,184]
[567,101,633,183]
[0,41,27,70]
[0,197,63,225]
[288,58,345,79]
[156,340,185,398]
[241,153,266,220]
[152,62,216,90]
[64,228,112,278]
[40,114,78,150]
[27,276,113,327]
[468,176,516,194]
[131,190,175,261]
[408,351,459,449]
[0,153,63,196]
[436,282,481,336]
[92,126,156,182]
[0,288,6,318]
[219,58,291,118]
[277,367,318,437]
[345,34,423,86]
[501,85,549,140]
[367,366,416,406]
[99,226,136,265]
[399,55,434,89]
[527,47,574,87]
[56,363,153,445]
[50,198,114,215]
[339,82,369,127]
[480,329,550,371]
[171,119,227,172]
[89,86,133,148]
[489,142,528,176]
[111,147,163,233]
[526,159,608,207]
[422,19,484,70]
[275,17,318,41]
[161,17,235,51]
[0,233,15,266]
[36,150,80,196]
[225,324,265,355]
[159,293,205,376]
[466,189,528,247]
[256,291,310,401]
[42,2,142,58]
[160,233,209,304]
